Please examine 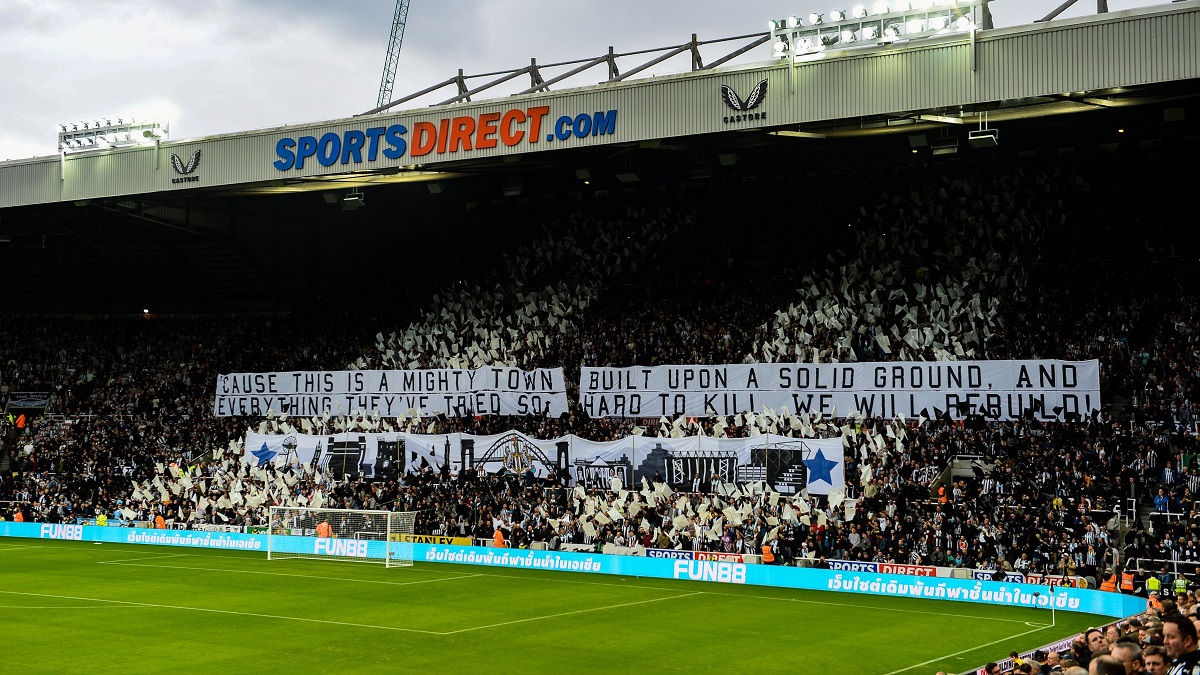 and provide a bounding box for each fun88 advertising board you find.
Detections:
[0,522,1143,619]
